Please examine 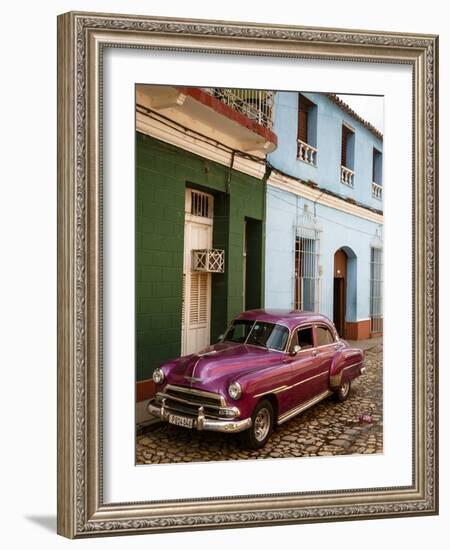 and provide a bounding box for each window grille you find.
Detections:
[294,206,321,312]
[192,249,225,273]
[370,247,383,333]
[188,189,212,218]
